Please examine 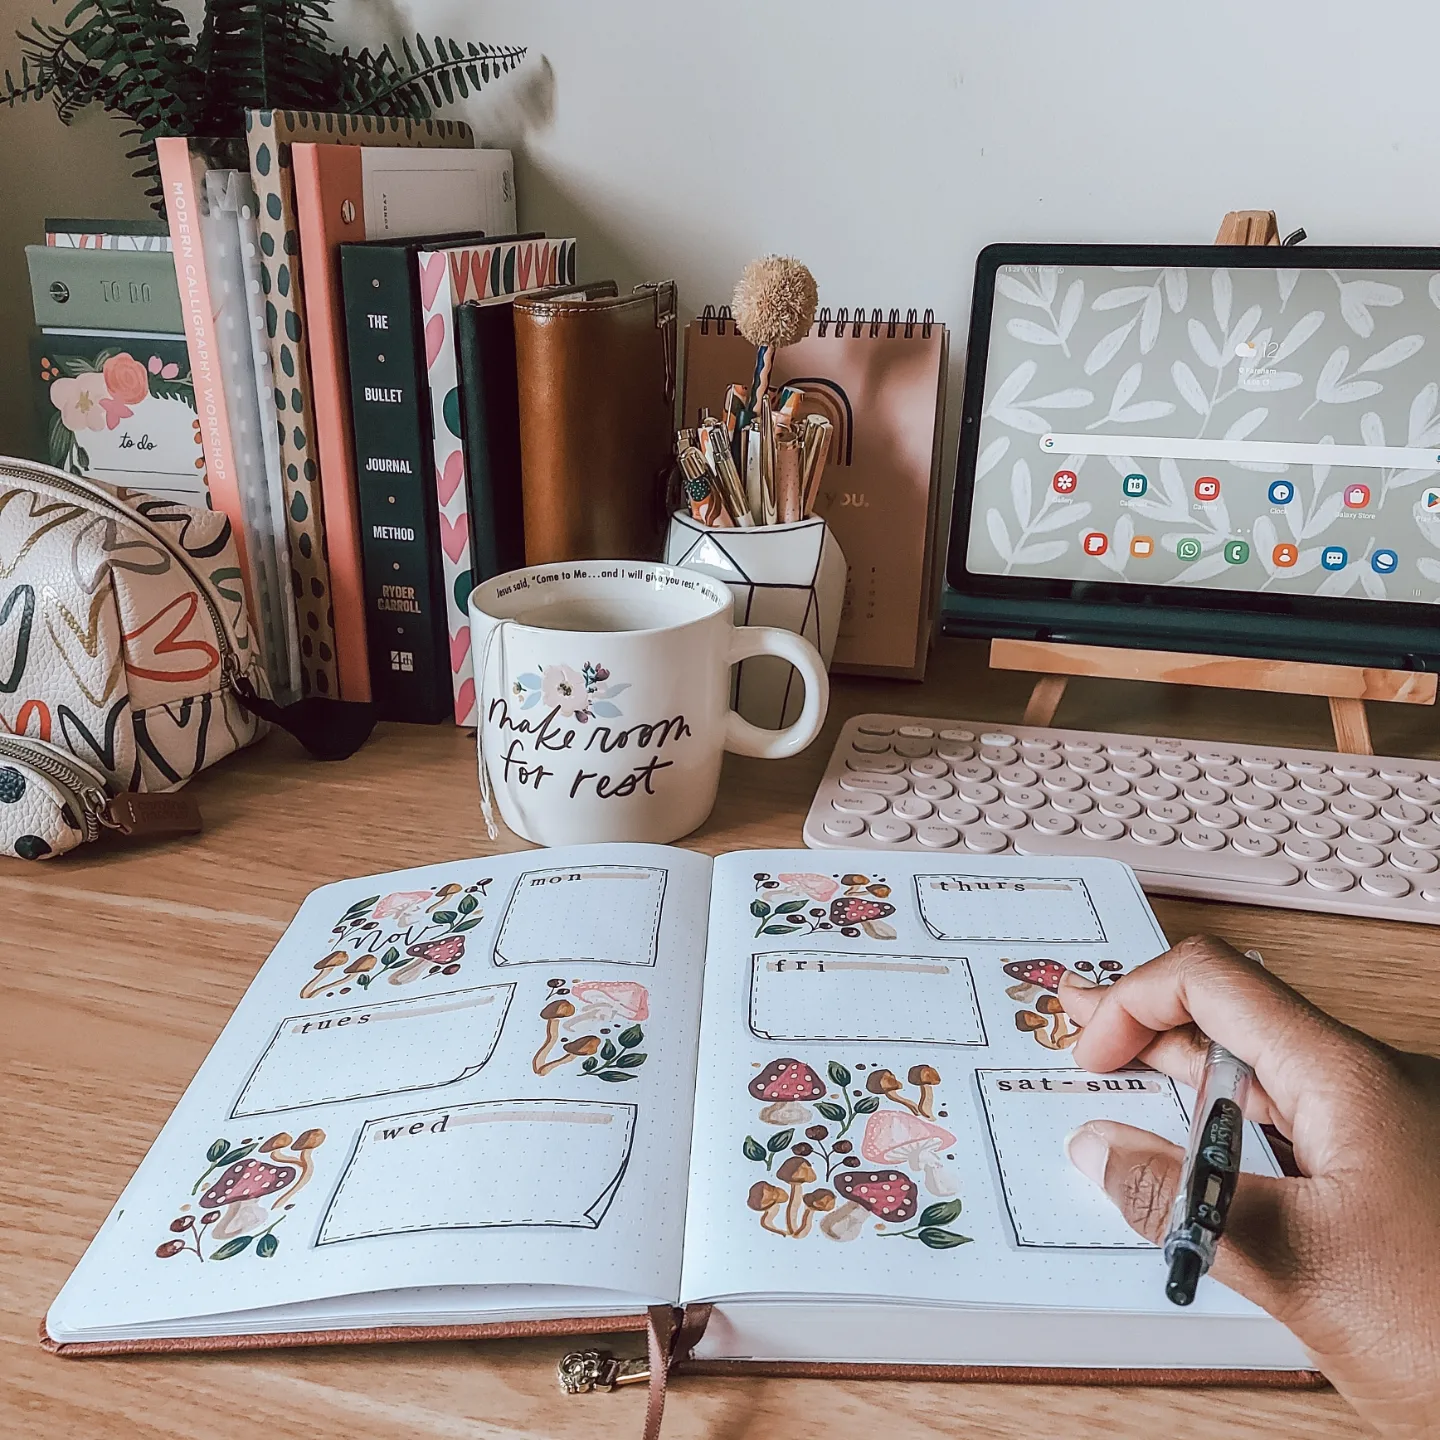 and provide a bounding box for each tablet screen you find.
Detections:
[964,260,1440,606]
